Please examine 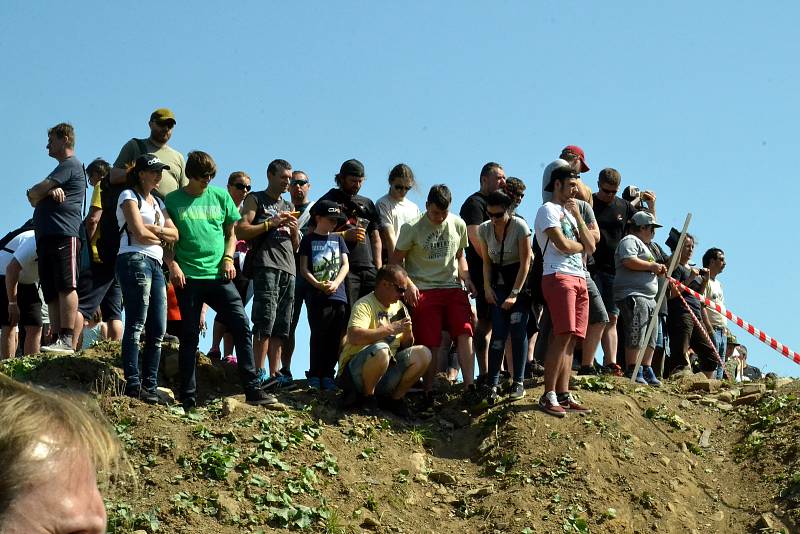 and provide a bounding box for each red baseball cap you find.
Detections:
[562,145,590,173]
